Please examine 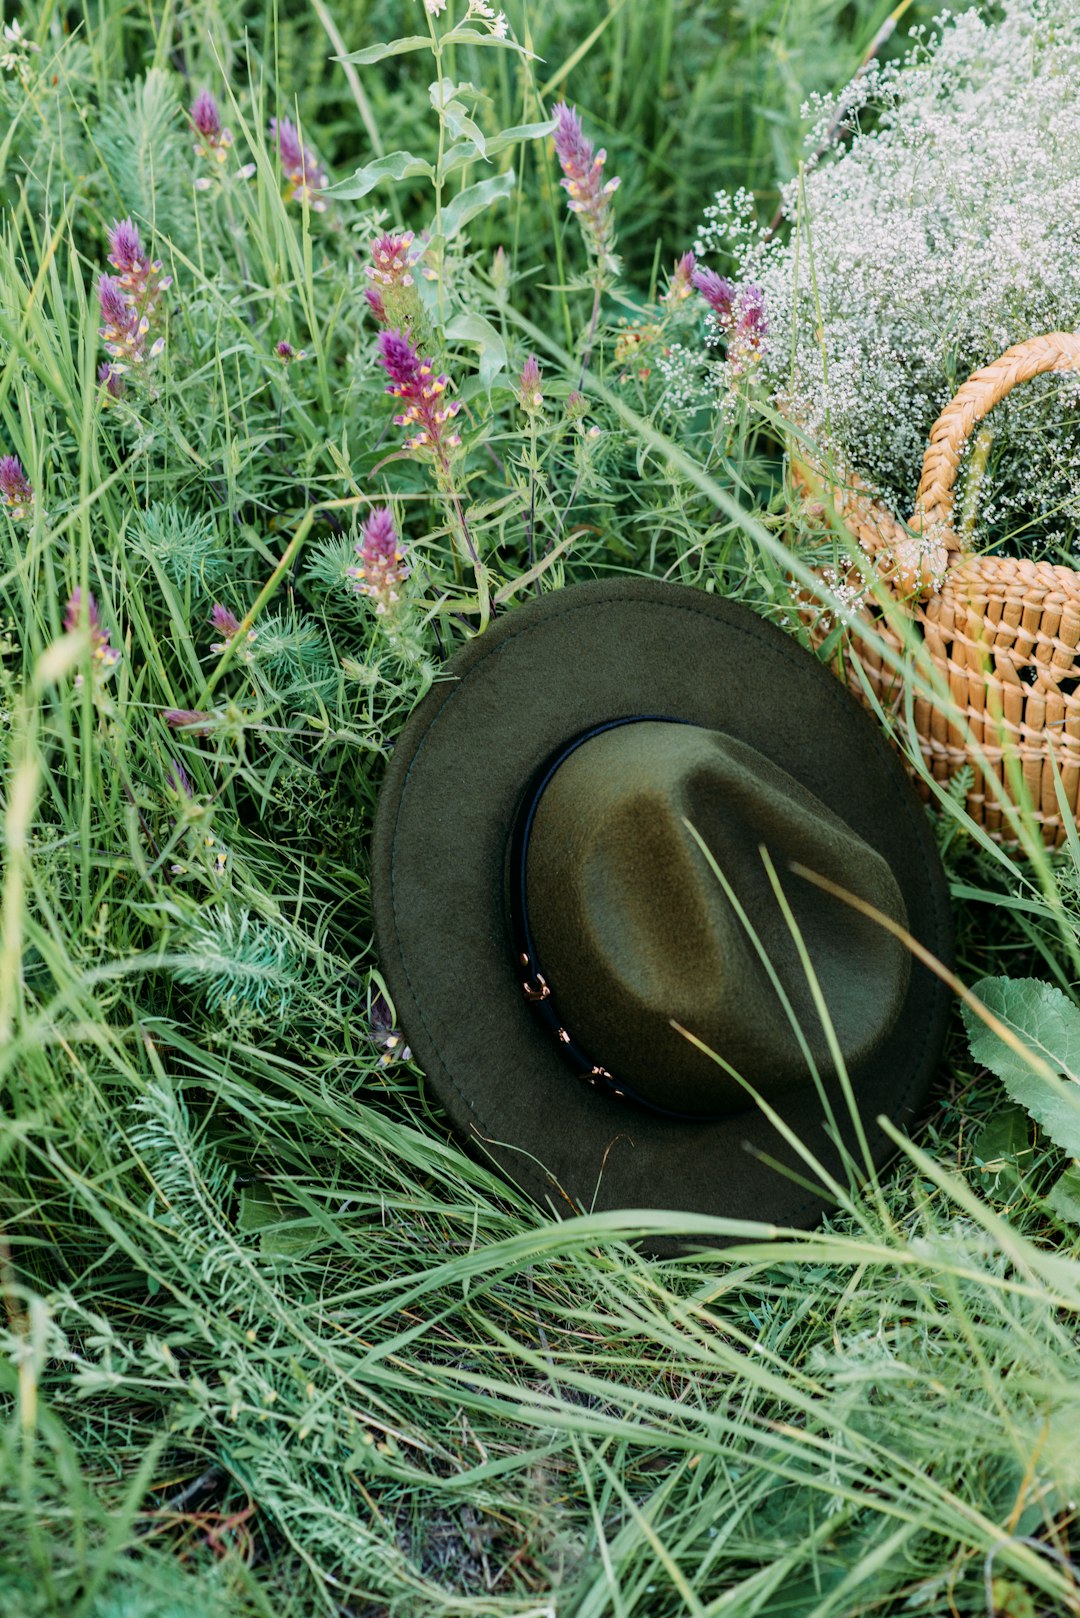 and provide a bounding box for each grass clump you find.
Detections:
[2,1,1080,1615]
